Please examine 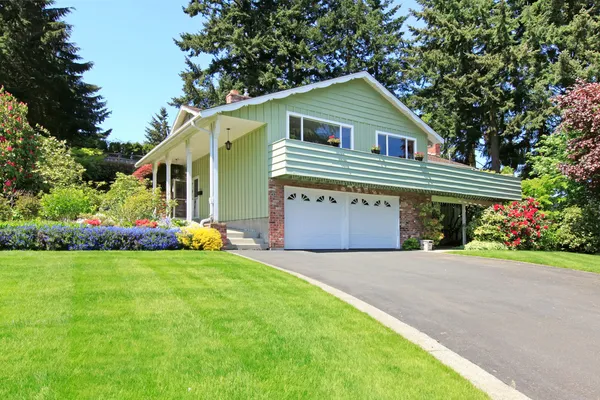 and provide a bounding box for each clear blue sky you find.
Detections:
[57,0,420,143]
